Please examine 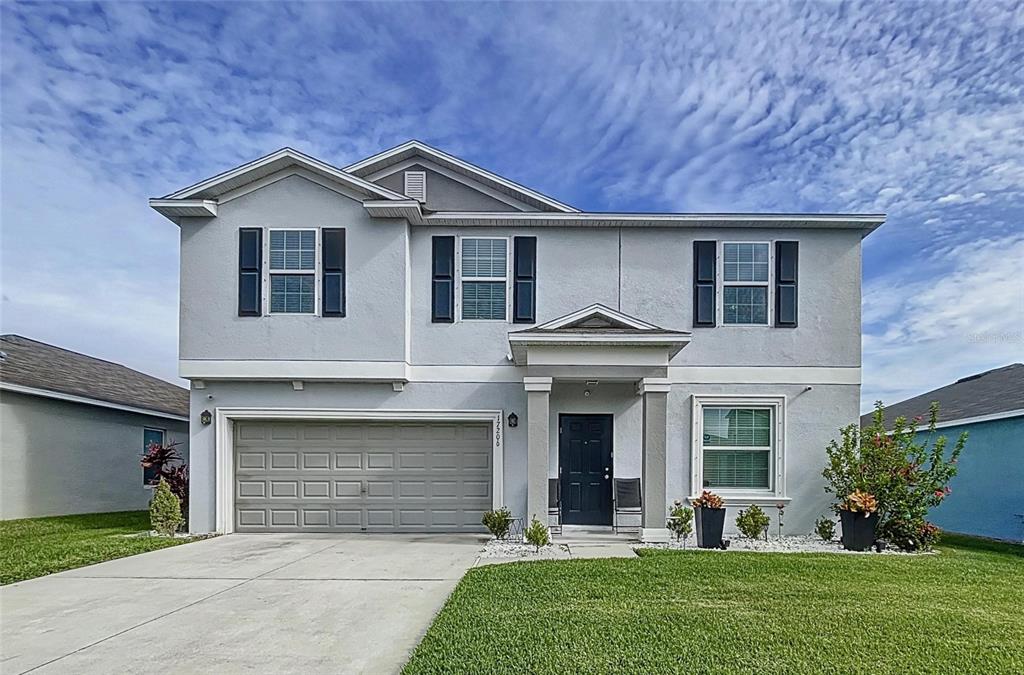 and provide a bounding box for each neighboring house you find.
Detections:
[0,335,189,519]
[860,363,1024,543]
[150,140,884,538]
